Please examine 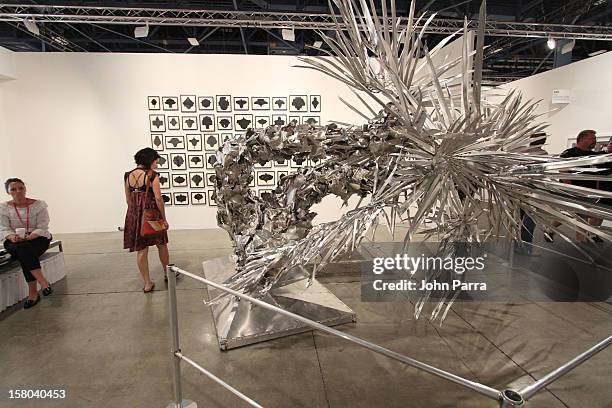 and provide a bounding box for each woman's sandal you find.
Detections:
[143,282,155,293]
[23,295,40,309]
